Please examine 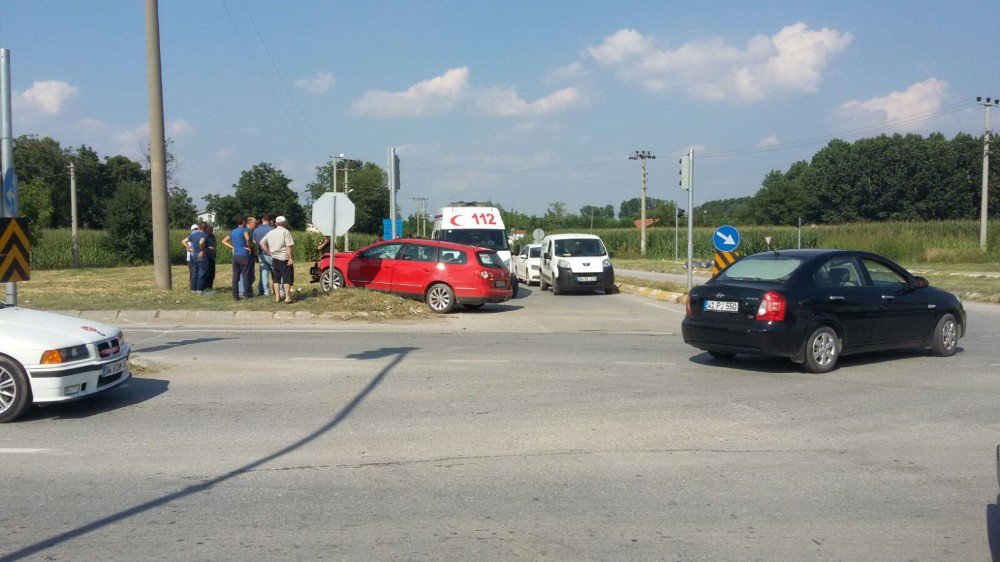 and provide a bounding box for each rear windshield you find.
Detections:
[477,251,506,269]
[554,238,606,257]
[716,255,804,282]
[528,247,540,258]
[438,229,509,251]
[438,249,468,264]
